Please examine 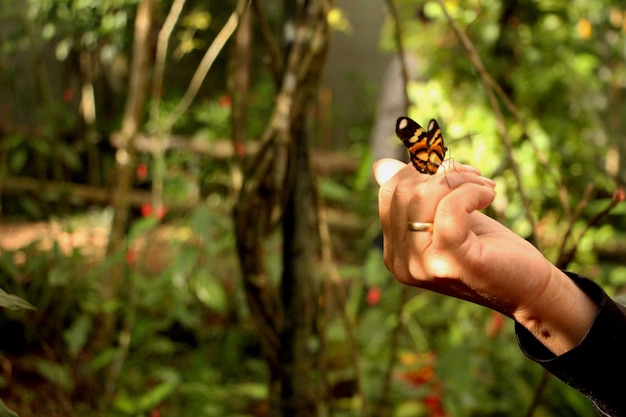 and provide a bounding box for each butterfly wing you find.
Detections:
[395,117,446,175]
[424,119,447,174]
